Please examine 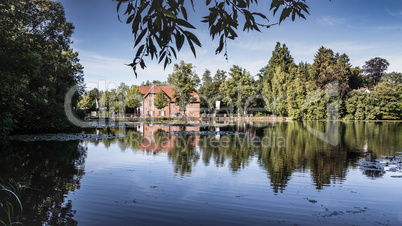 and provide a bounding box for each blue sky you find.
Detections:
[58,0,402,90]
